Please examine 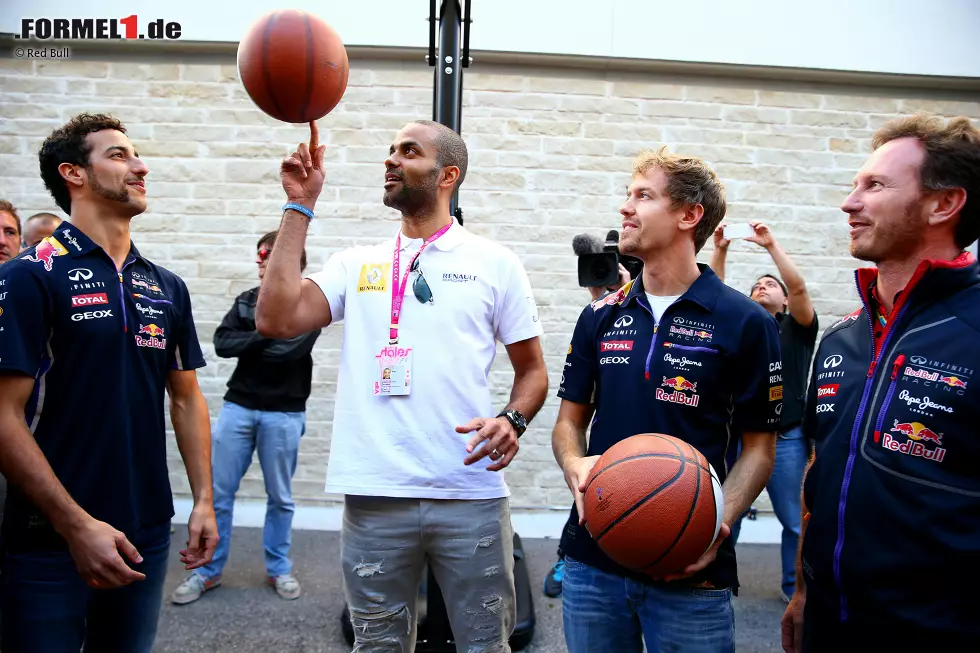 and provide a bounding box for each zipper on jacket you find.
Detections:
[832,272,909,622]
[872,354,905,444]
[635,301,660,381]
[117,258,136,334]
[663,342,717,354]
[132,293,173,305]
